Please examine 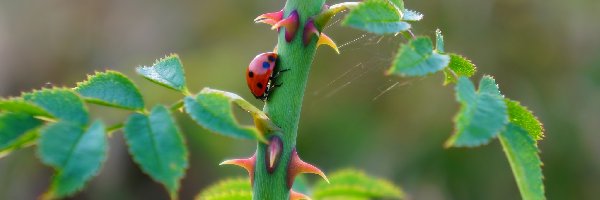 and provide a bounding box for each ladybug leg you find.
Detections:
[262,82,281,101]
[259,93,268,101]
[271,68,290,79]
[270,69,289,86]
[262,84,274,101]
[270,72,286,86]
[263,69,289,101]
[267,80,283,90]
